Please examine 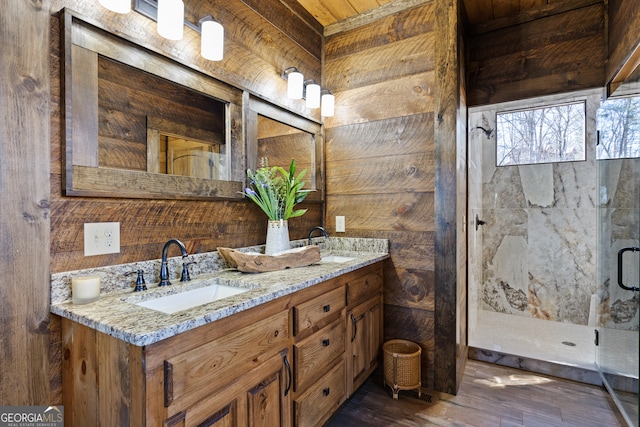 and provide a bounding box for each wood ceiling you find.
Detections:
[293,0,603,33]
[293,0,395,27]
